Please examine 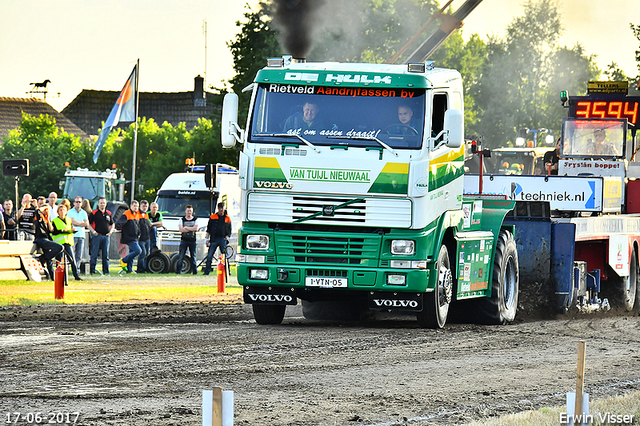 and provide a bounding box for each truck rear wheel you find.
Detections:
[475,229,519,325]
[417,244,452,329]
[252,304,286,325]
